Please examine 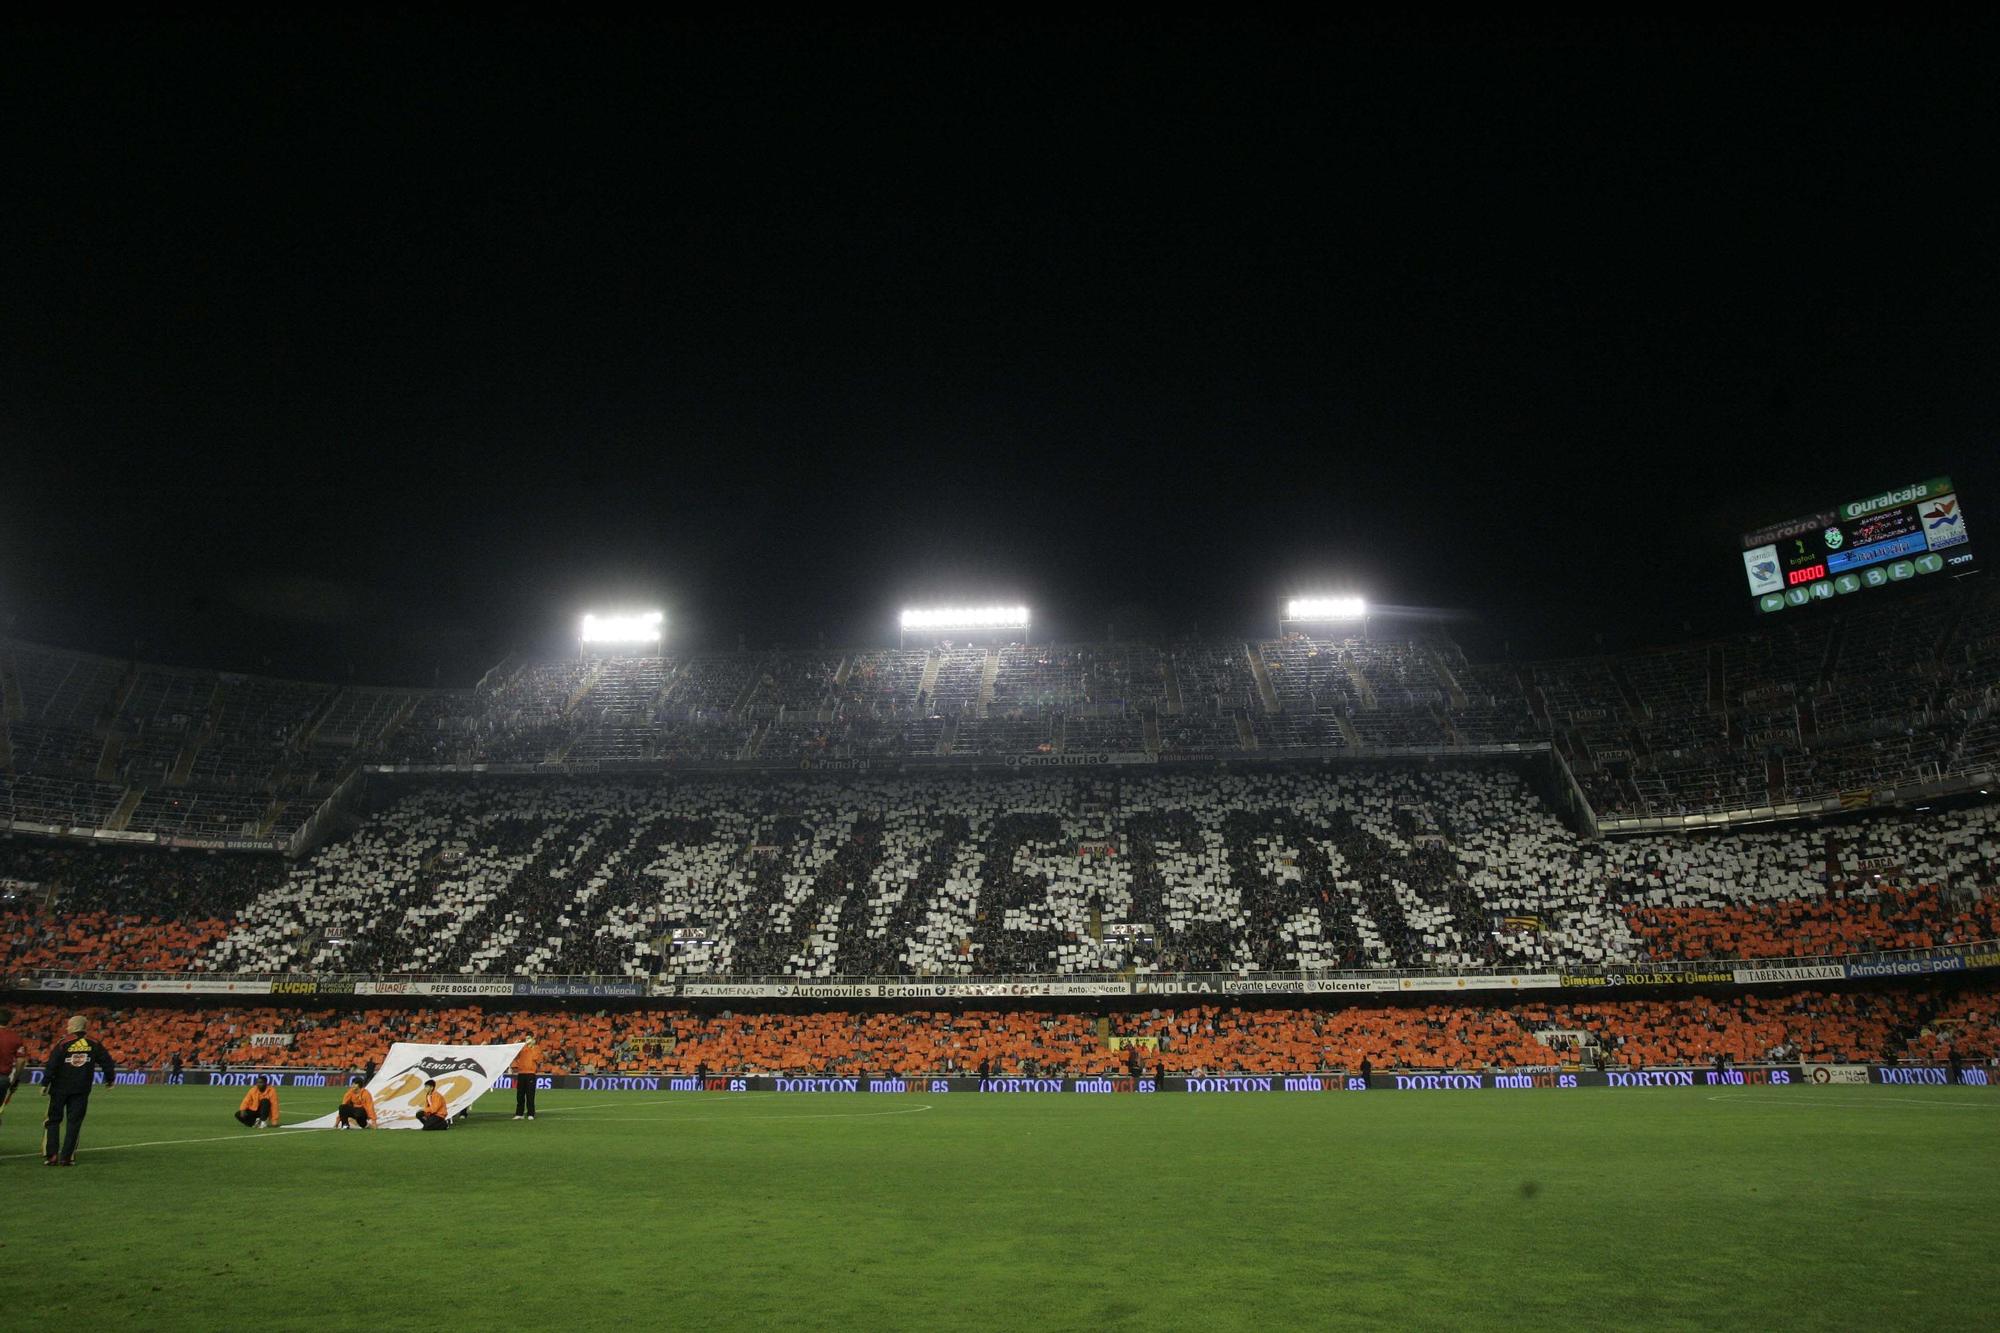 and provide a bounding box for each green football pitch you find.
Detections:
[2,1085,1994,1331]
